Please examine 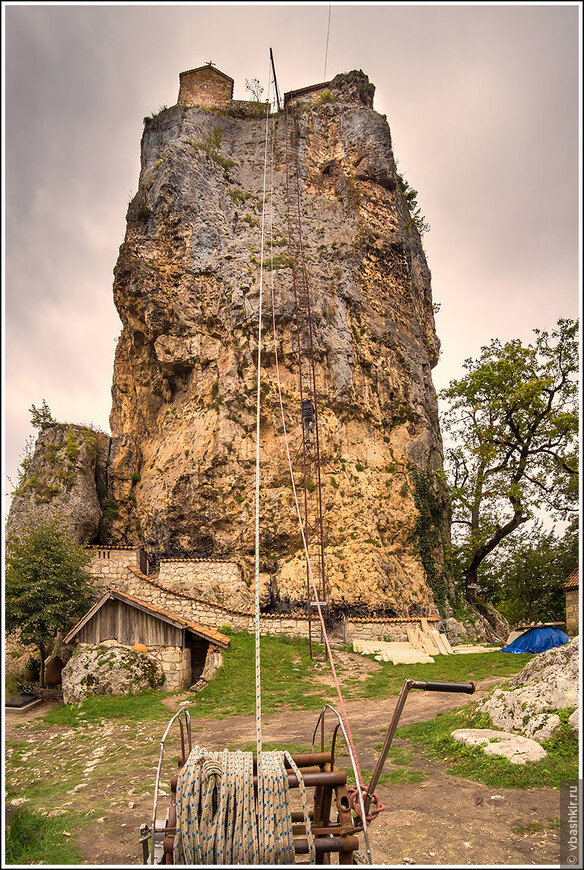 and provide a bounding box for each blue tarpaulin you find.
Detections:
[501,626,570,654]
